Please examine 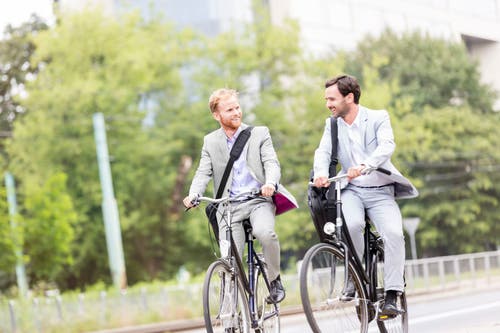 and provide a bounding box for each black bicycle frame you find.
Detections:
[329,180,378,301]
[226,220,277,329]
